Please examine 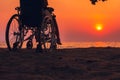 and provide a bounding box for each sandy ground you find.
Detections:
[0,47,120,80]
